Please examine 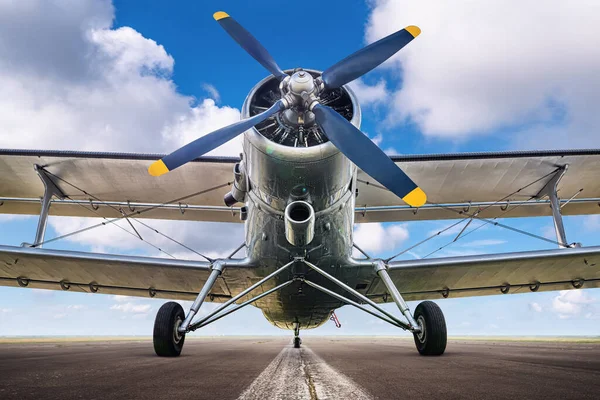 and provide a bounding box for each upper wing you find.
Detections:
[356,149,600,222]
[4,149,600,223]
[0,245,258,302]
[0,149,241,223]
[362,246,600,302]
